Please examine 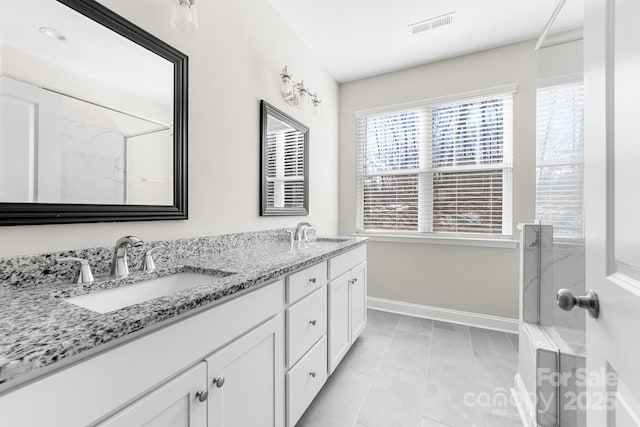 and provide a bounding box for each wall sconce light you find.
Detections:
[171,0,199,32]
[280,66,322,113]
